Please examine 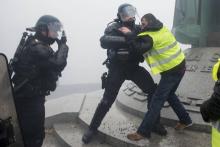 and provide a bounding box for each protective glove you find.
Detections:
[57,44,68,58]
[200,99,211,122]
[54,44,69,70]
[200,93,220,122]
